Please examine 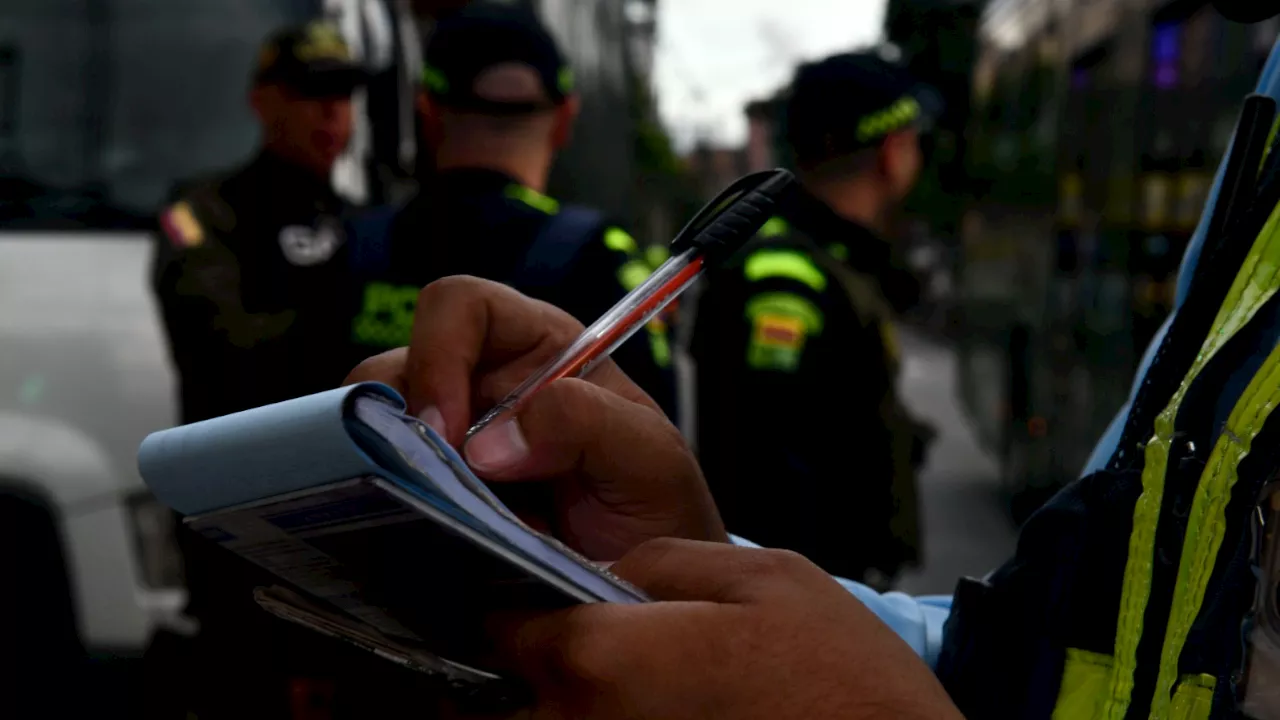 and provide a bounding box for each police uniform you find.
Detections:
[152,22,367,425]
[691,54,931,587]
[148,22,385,720]
[342,6,675,416]
[935,43,1280,719]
